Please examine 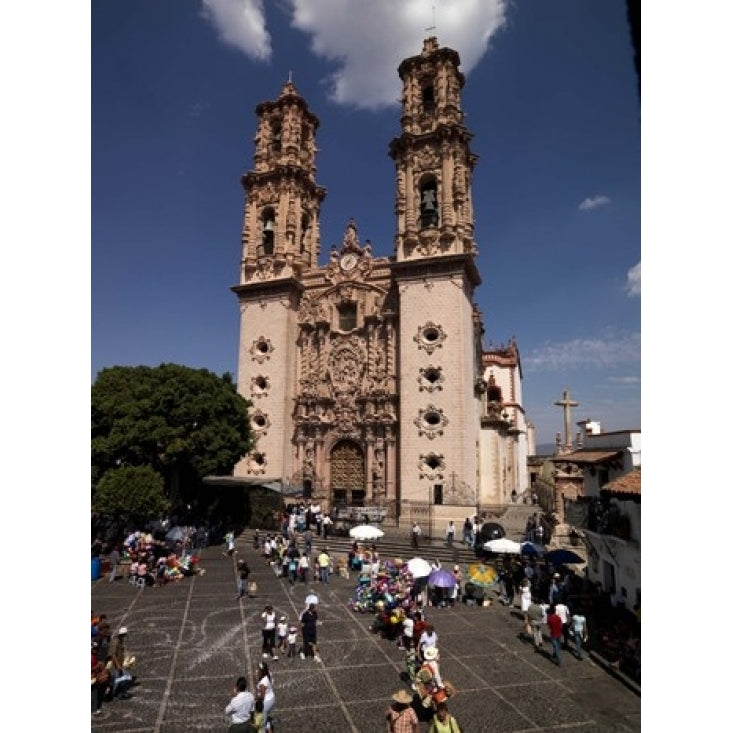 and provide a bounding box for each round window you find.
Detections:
[424,367,440,383]
[254,376,268,391]
[424,411,441,427]
[423,327,440,342]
